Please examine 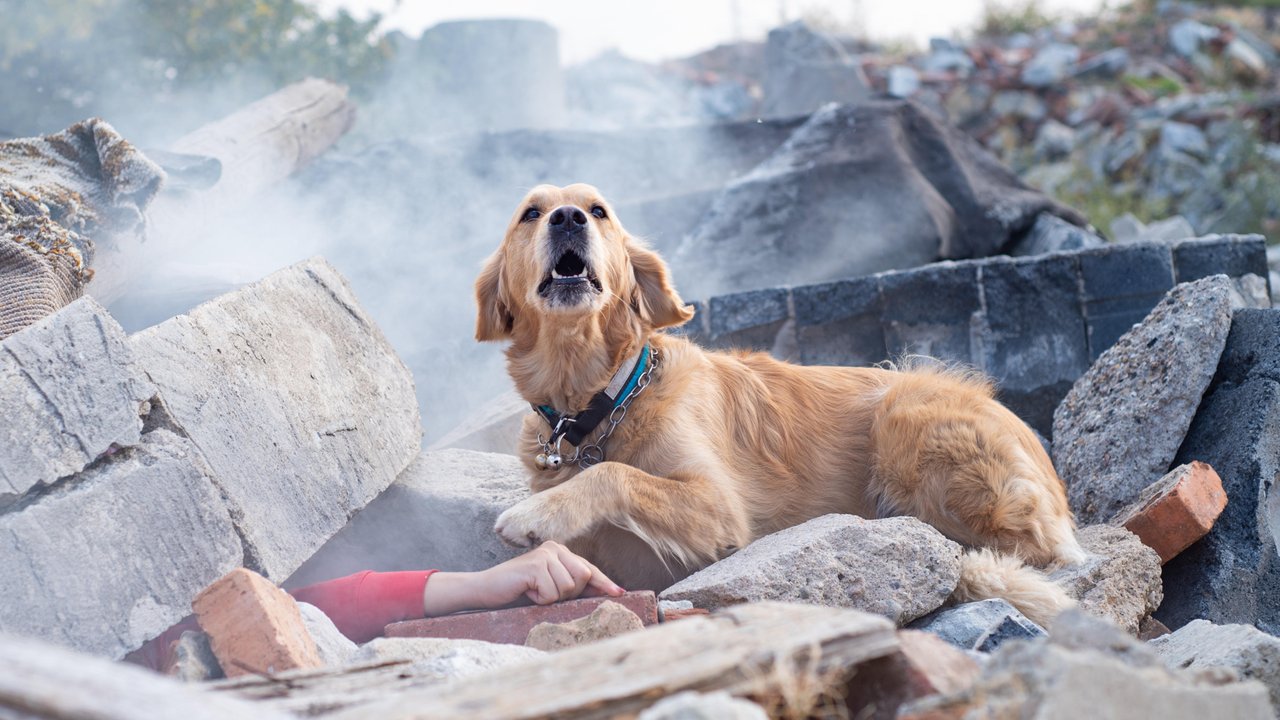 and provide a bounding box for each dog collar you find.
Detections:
[532,343,651,466]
